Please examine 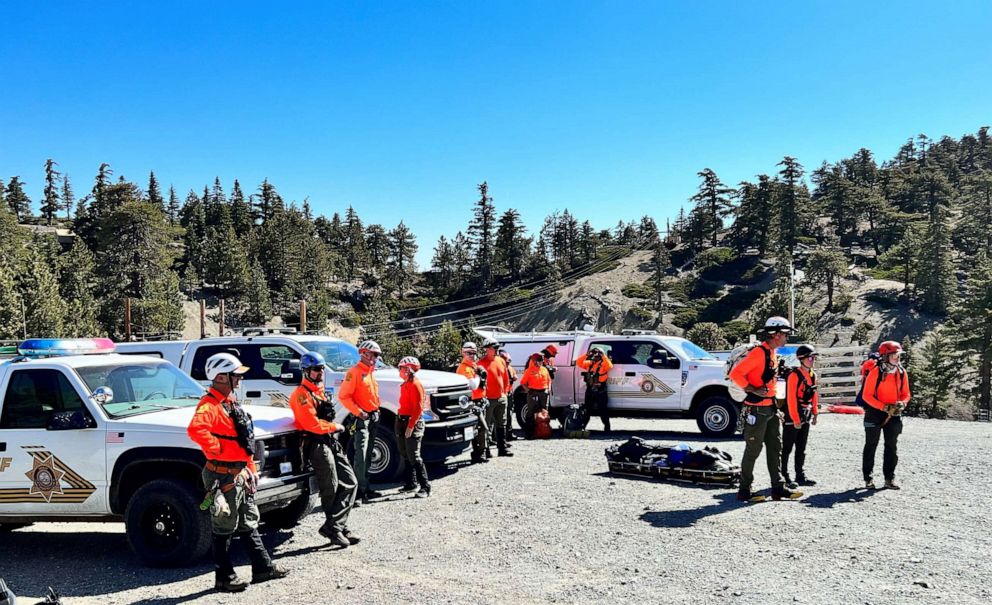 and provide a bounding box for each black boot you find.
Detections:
[471,449,489,464]
[796,473,817,486]
[415,465,431,498]
[213,534,247,592]
[242,530,288,584]
[495,427,514,457]
[782,471,797,489]
[399,465,417,492]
